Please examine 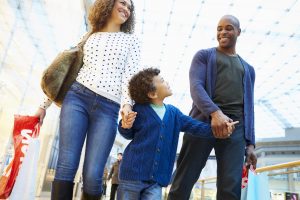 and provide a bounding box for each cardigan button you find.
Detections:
[157,148,160,152]
[155,162,158,165]
[160,135,163,139]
